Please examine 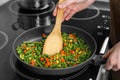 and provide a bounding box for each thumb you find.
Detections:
[103,50,112,59]
[58,0,75,9]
